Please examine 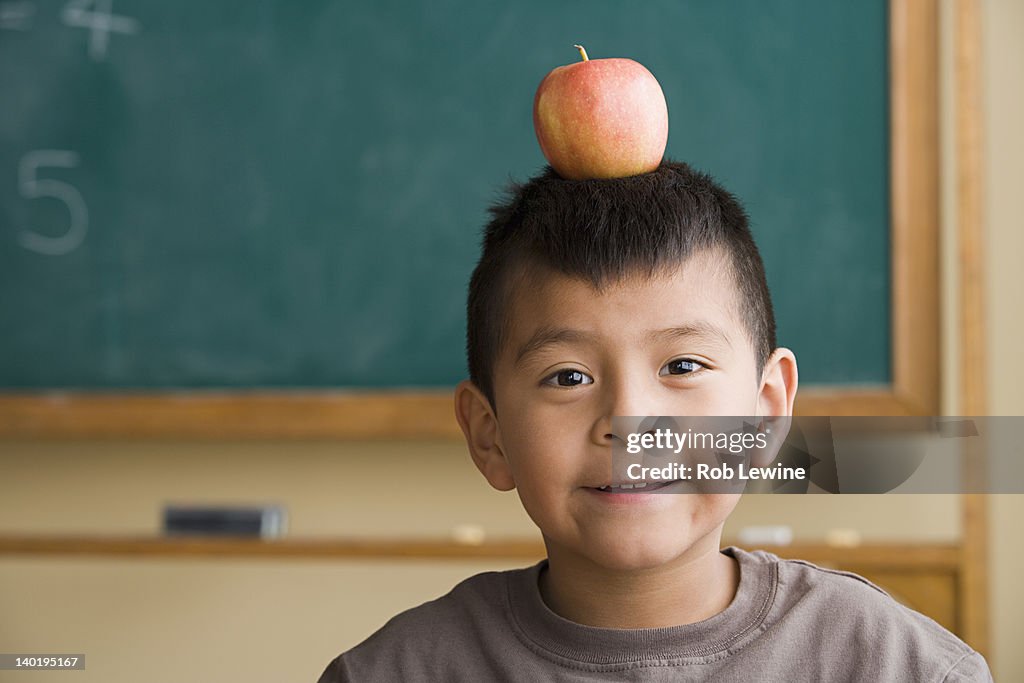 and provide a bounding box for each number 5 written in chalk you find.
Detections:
[17,150,89,256]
